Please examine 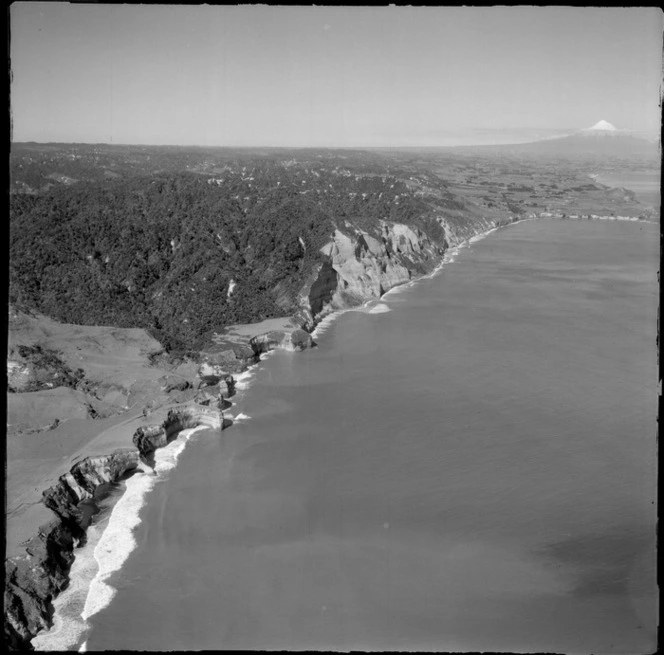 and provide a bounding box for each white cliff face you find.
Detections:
[381,222,424,256]
[320,229,404,301]
[436,214,503,247]
[295,214,520,329]
[298,221,444,325]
